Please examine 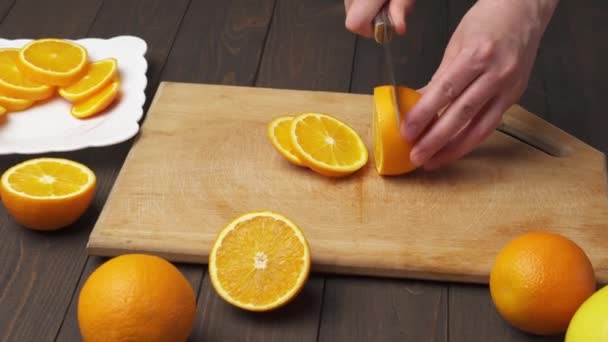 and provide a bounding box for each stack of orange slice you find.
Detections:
[268,112,368,177]
[0,38,121,121]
